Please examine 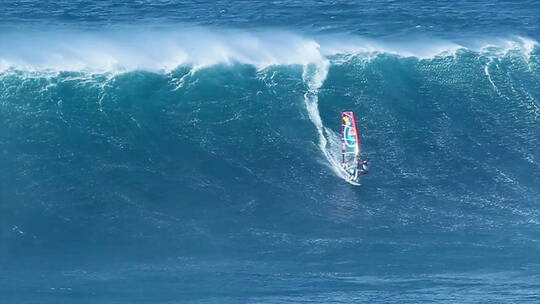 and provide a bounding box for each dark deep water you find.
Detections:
[1,1,539,303]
